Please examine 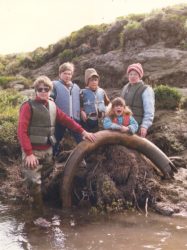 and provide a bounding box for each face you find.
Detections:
[59,70,73,85]
[113,104,124,116]
[128,70,140,84]
[36,83,51,101]
[88,76,99,91]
